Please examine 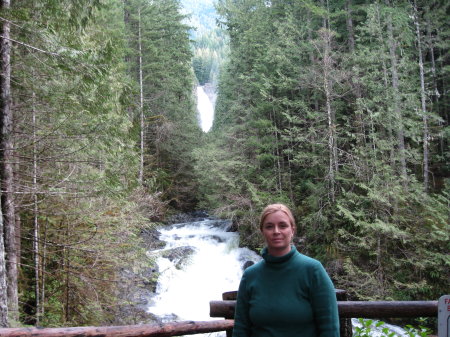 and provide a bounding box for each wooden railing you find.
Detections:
[210,290,439,337]
[210,299,439,318]
[0,320,234,337]
[0,290,439,337]
[209,300,439,319]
